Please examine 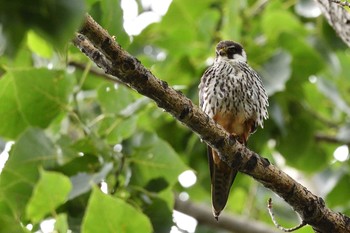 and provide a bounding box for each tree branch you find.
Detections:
[73,14,350,233]
[68,60,123,84]
[315,133,350,144]
[316,0,350,47]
